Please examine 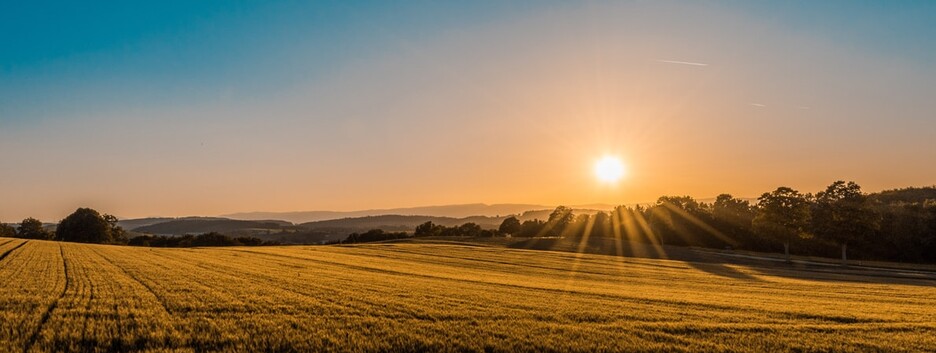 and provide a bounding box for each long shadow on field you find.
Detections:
[684,262,762,281]
[509,237,761,281]
[505,237,936,286]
